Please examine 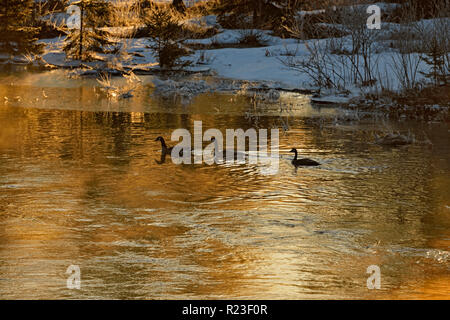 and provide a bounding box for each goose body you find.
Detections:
[155,136,183,156]
[155,136,173,153]
[290,148,320,167]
